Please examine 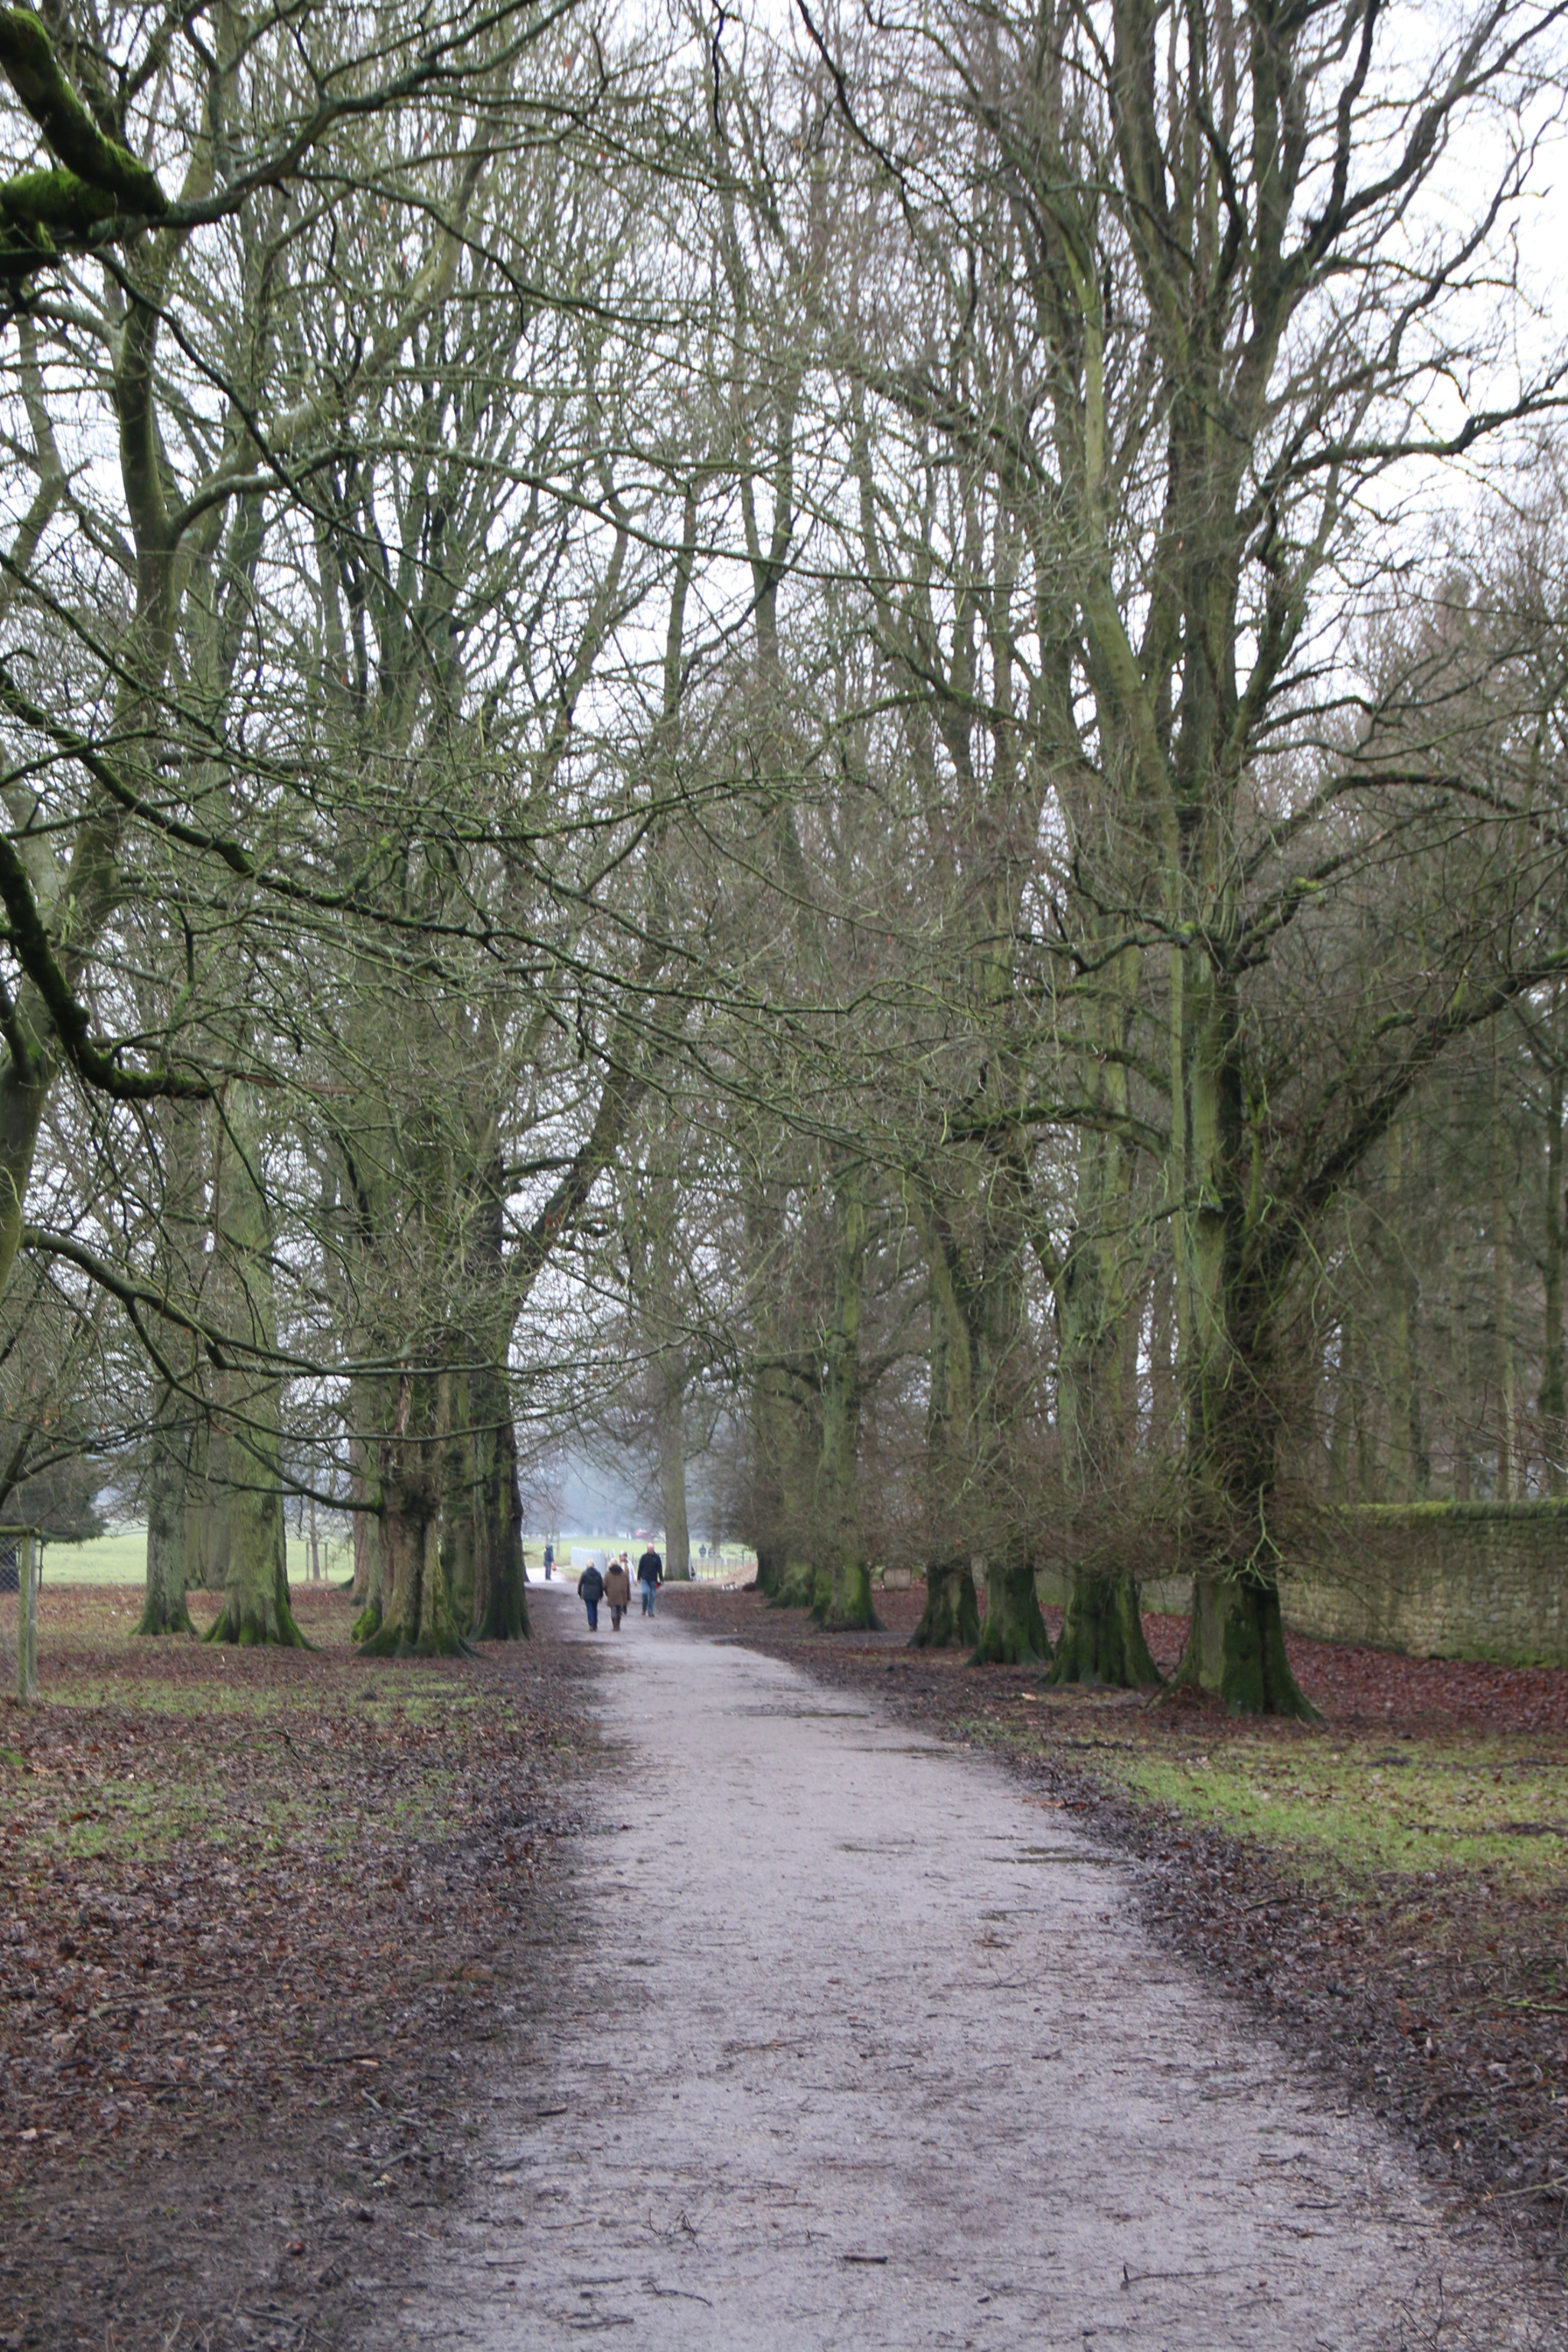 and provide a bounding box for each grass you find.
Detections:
[1044,1729,1568,1895]
[2,1585,475,1866]
[37,1524,356,1586]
